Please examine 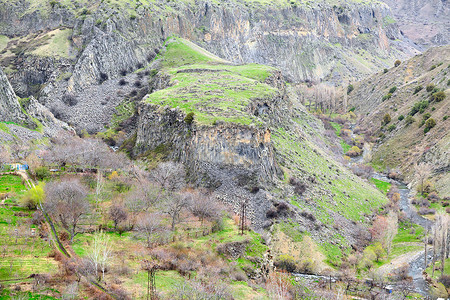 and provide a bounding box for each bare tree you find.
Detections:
[151,162,185,192]
[109,204,128,230]
[45,179,90,243]
[87,231,112,281]
[385,211,398,257]
[136,213,163,248]
[0,145,11,167]
[414,163,432,195]
[188,191,222,225]
[161,193,190,231]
